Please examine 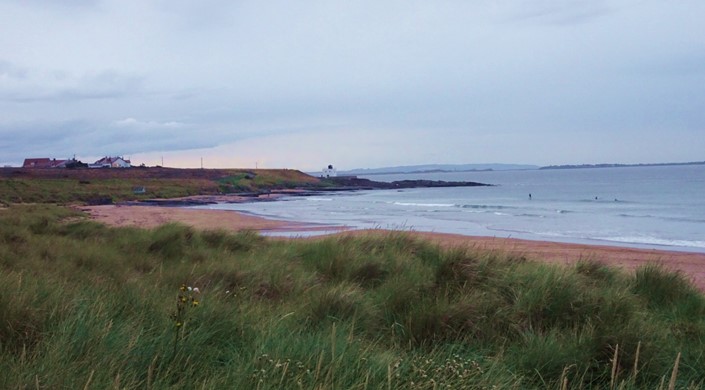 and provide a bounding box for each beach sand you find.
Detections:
[81,205,345,233]
[82,205,705,291]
